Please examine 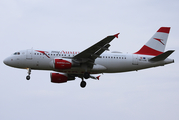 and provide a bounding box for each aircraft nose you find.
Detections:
[3,57,10,65]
